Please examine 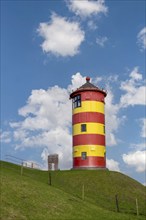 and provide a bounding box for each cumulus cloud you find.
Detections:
[10,85,72,152]
[96,36,108,47]
[120,67,146,107]
[37,13,85,57]
[106,158,120,172]
[94,67,145,146]
[67,0,108,18]
[0,131,11,143]
[123,151,146,172]
[94,74,127,147]
[17,86,71,129]
[137,27,146,51]
[68,72,86,92]
[9,73,86,169]
[104,88,121,146]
